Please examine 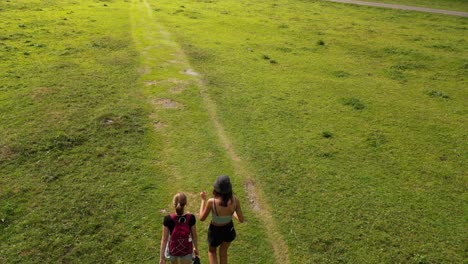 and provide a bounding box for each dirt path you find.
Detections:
[133,0,290,263]
[195,66,291,264]
[327,0,468,17]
